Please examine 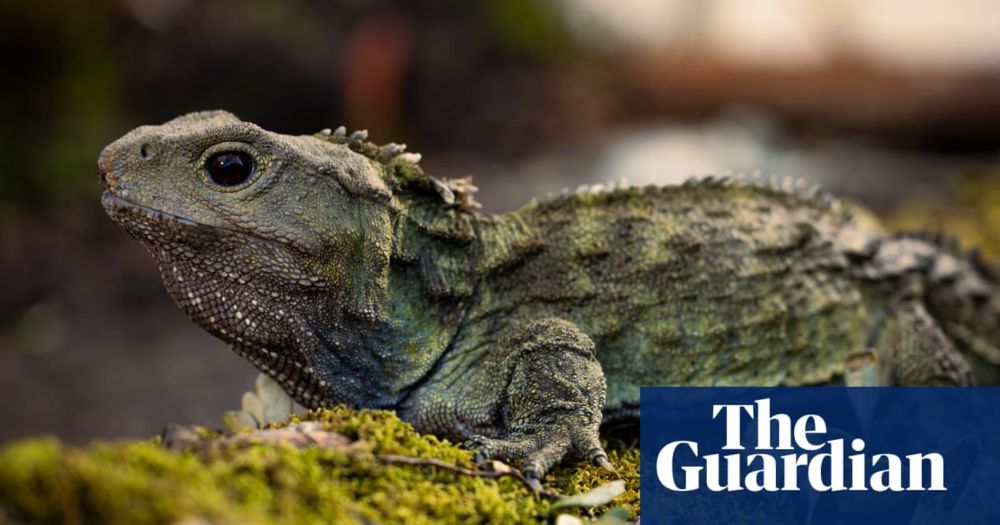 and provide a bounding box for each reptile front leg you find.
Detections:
[404,317,612,482]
